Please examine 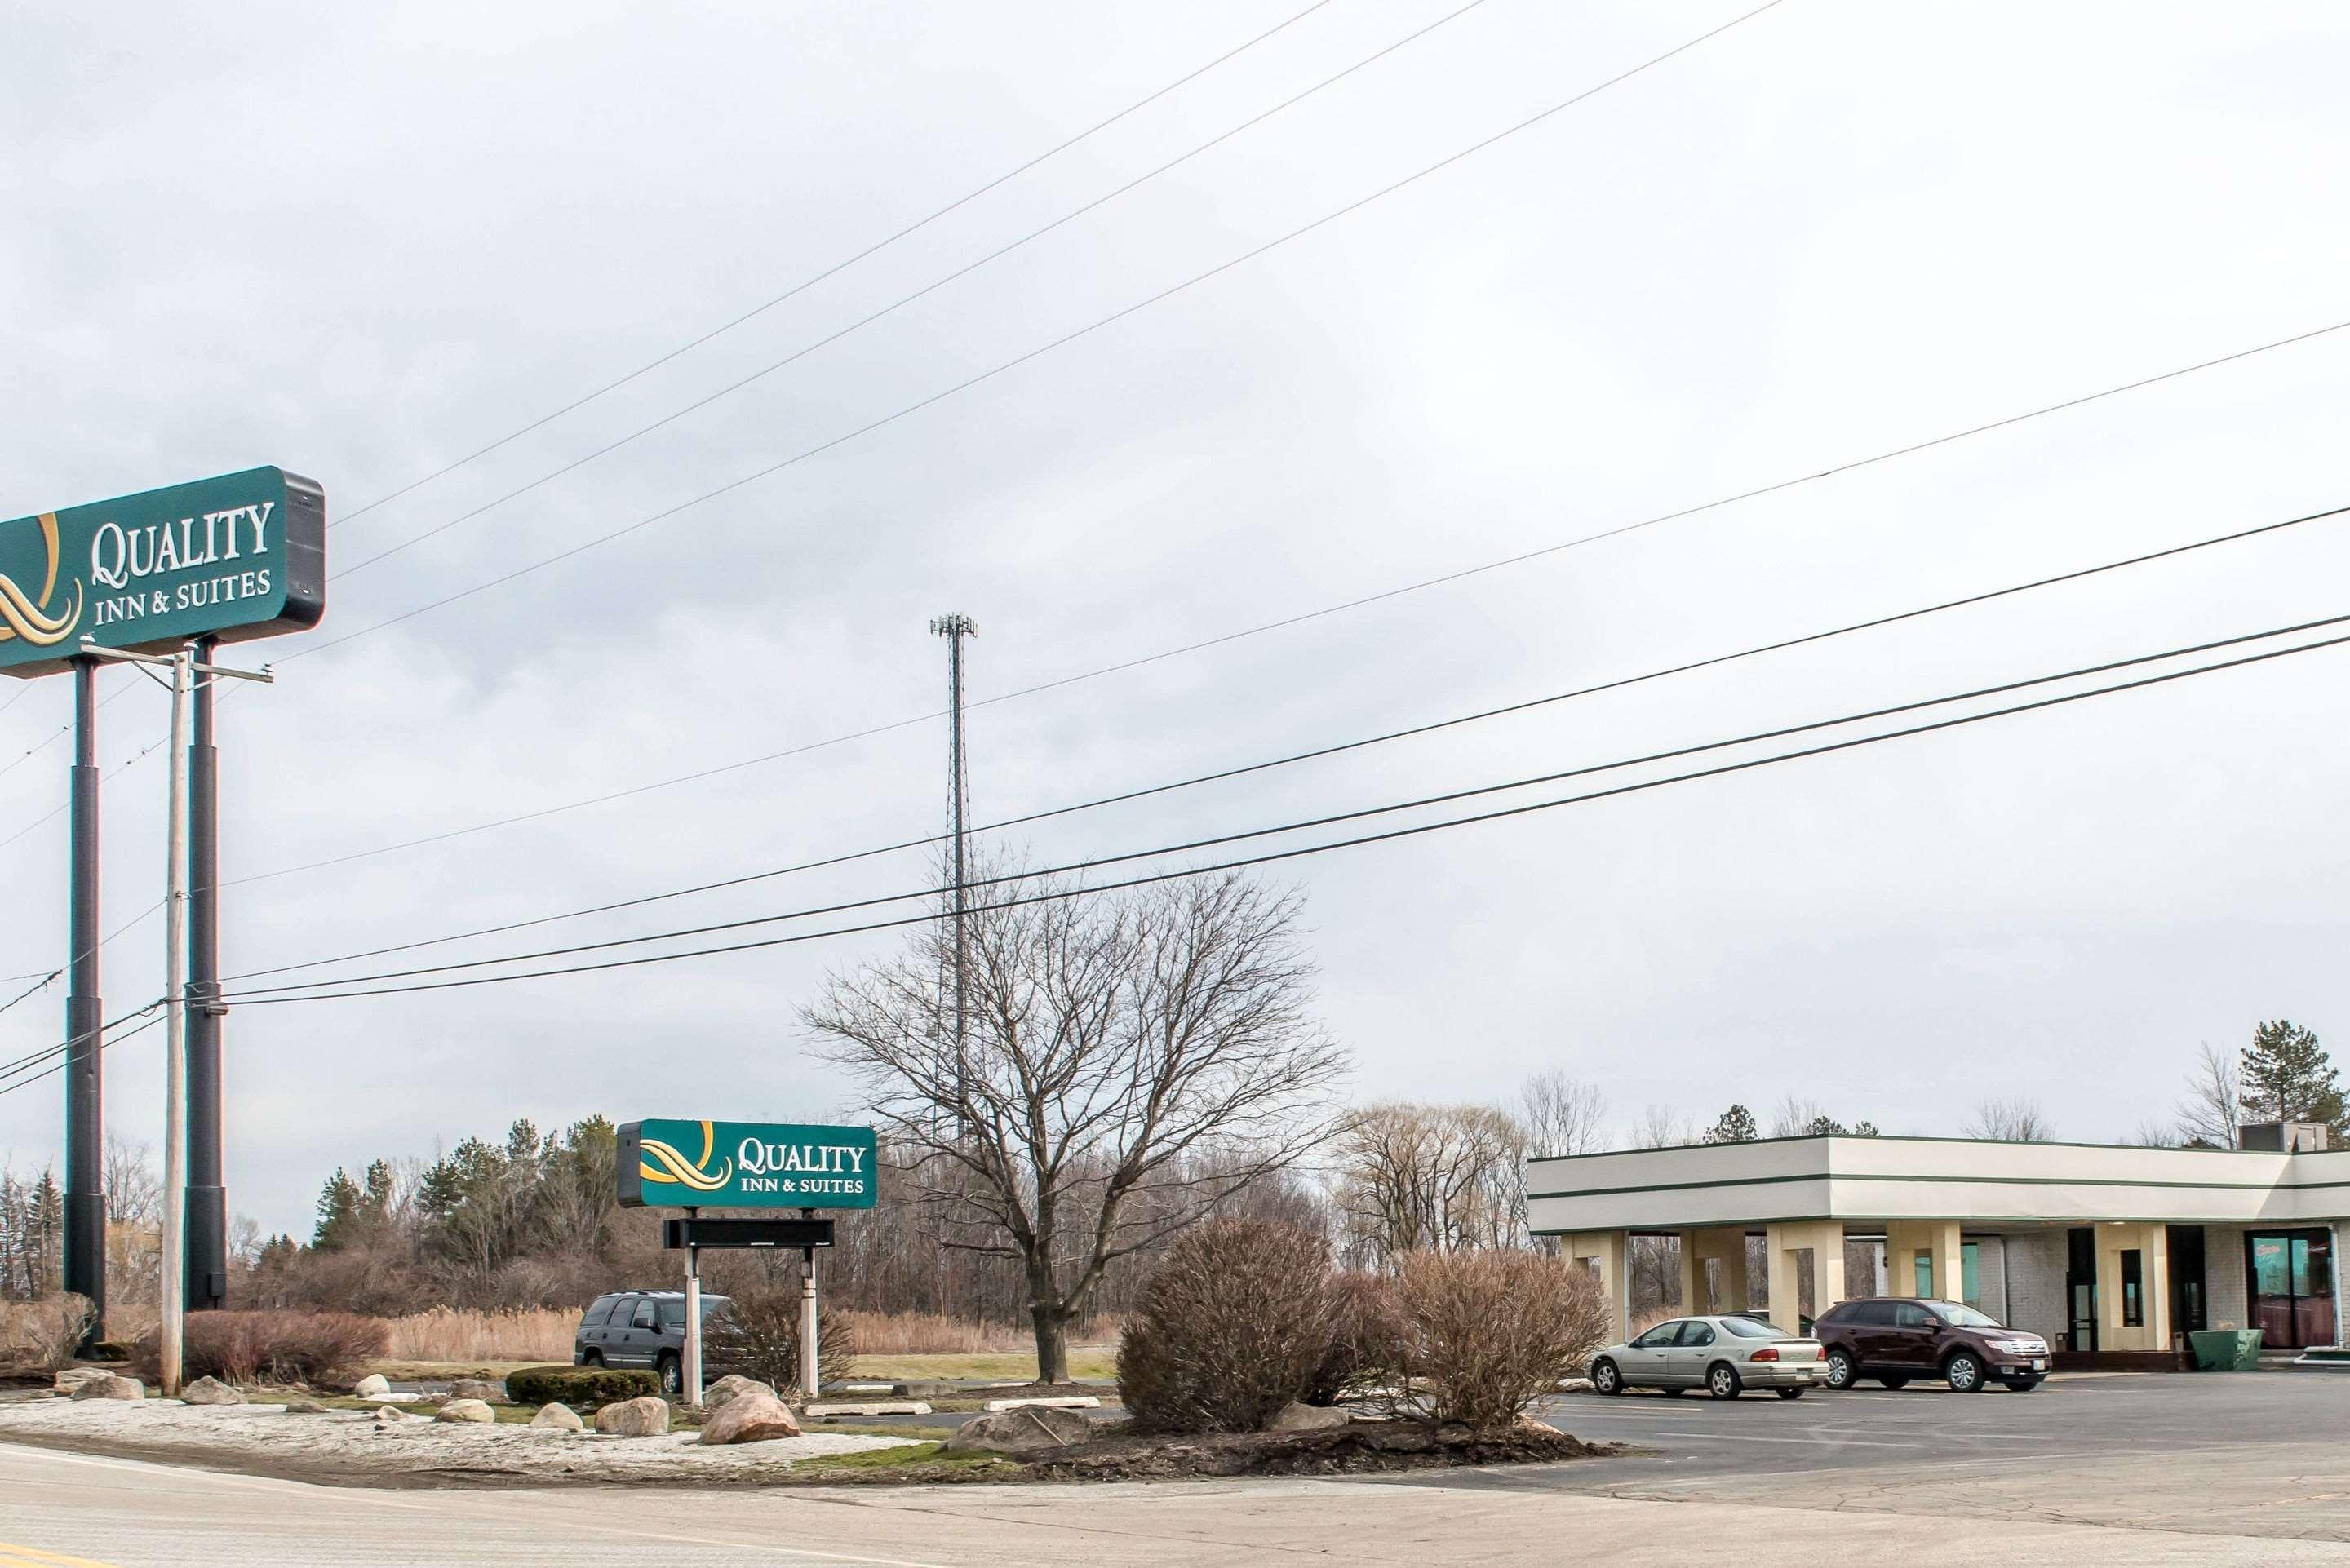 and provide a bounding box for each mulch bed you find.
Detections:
[1022,1420,1610,1481]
